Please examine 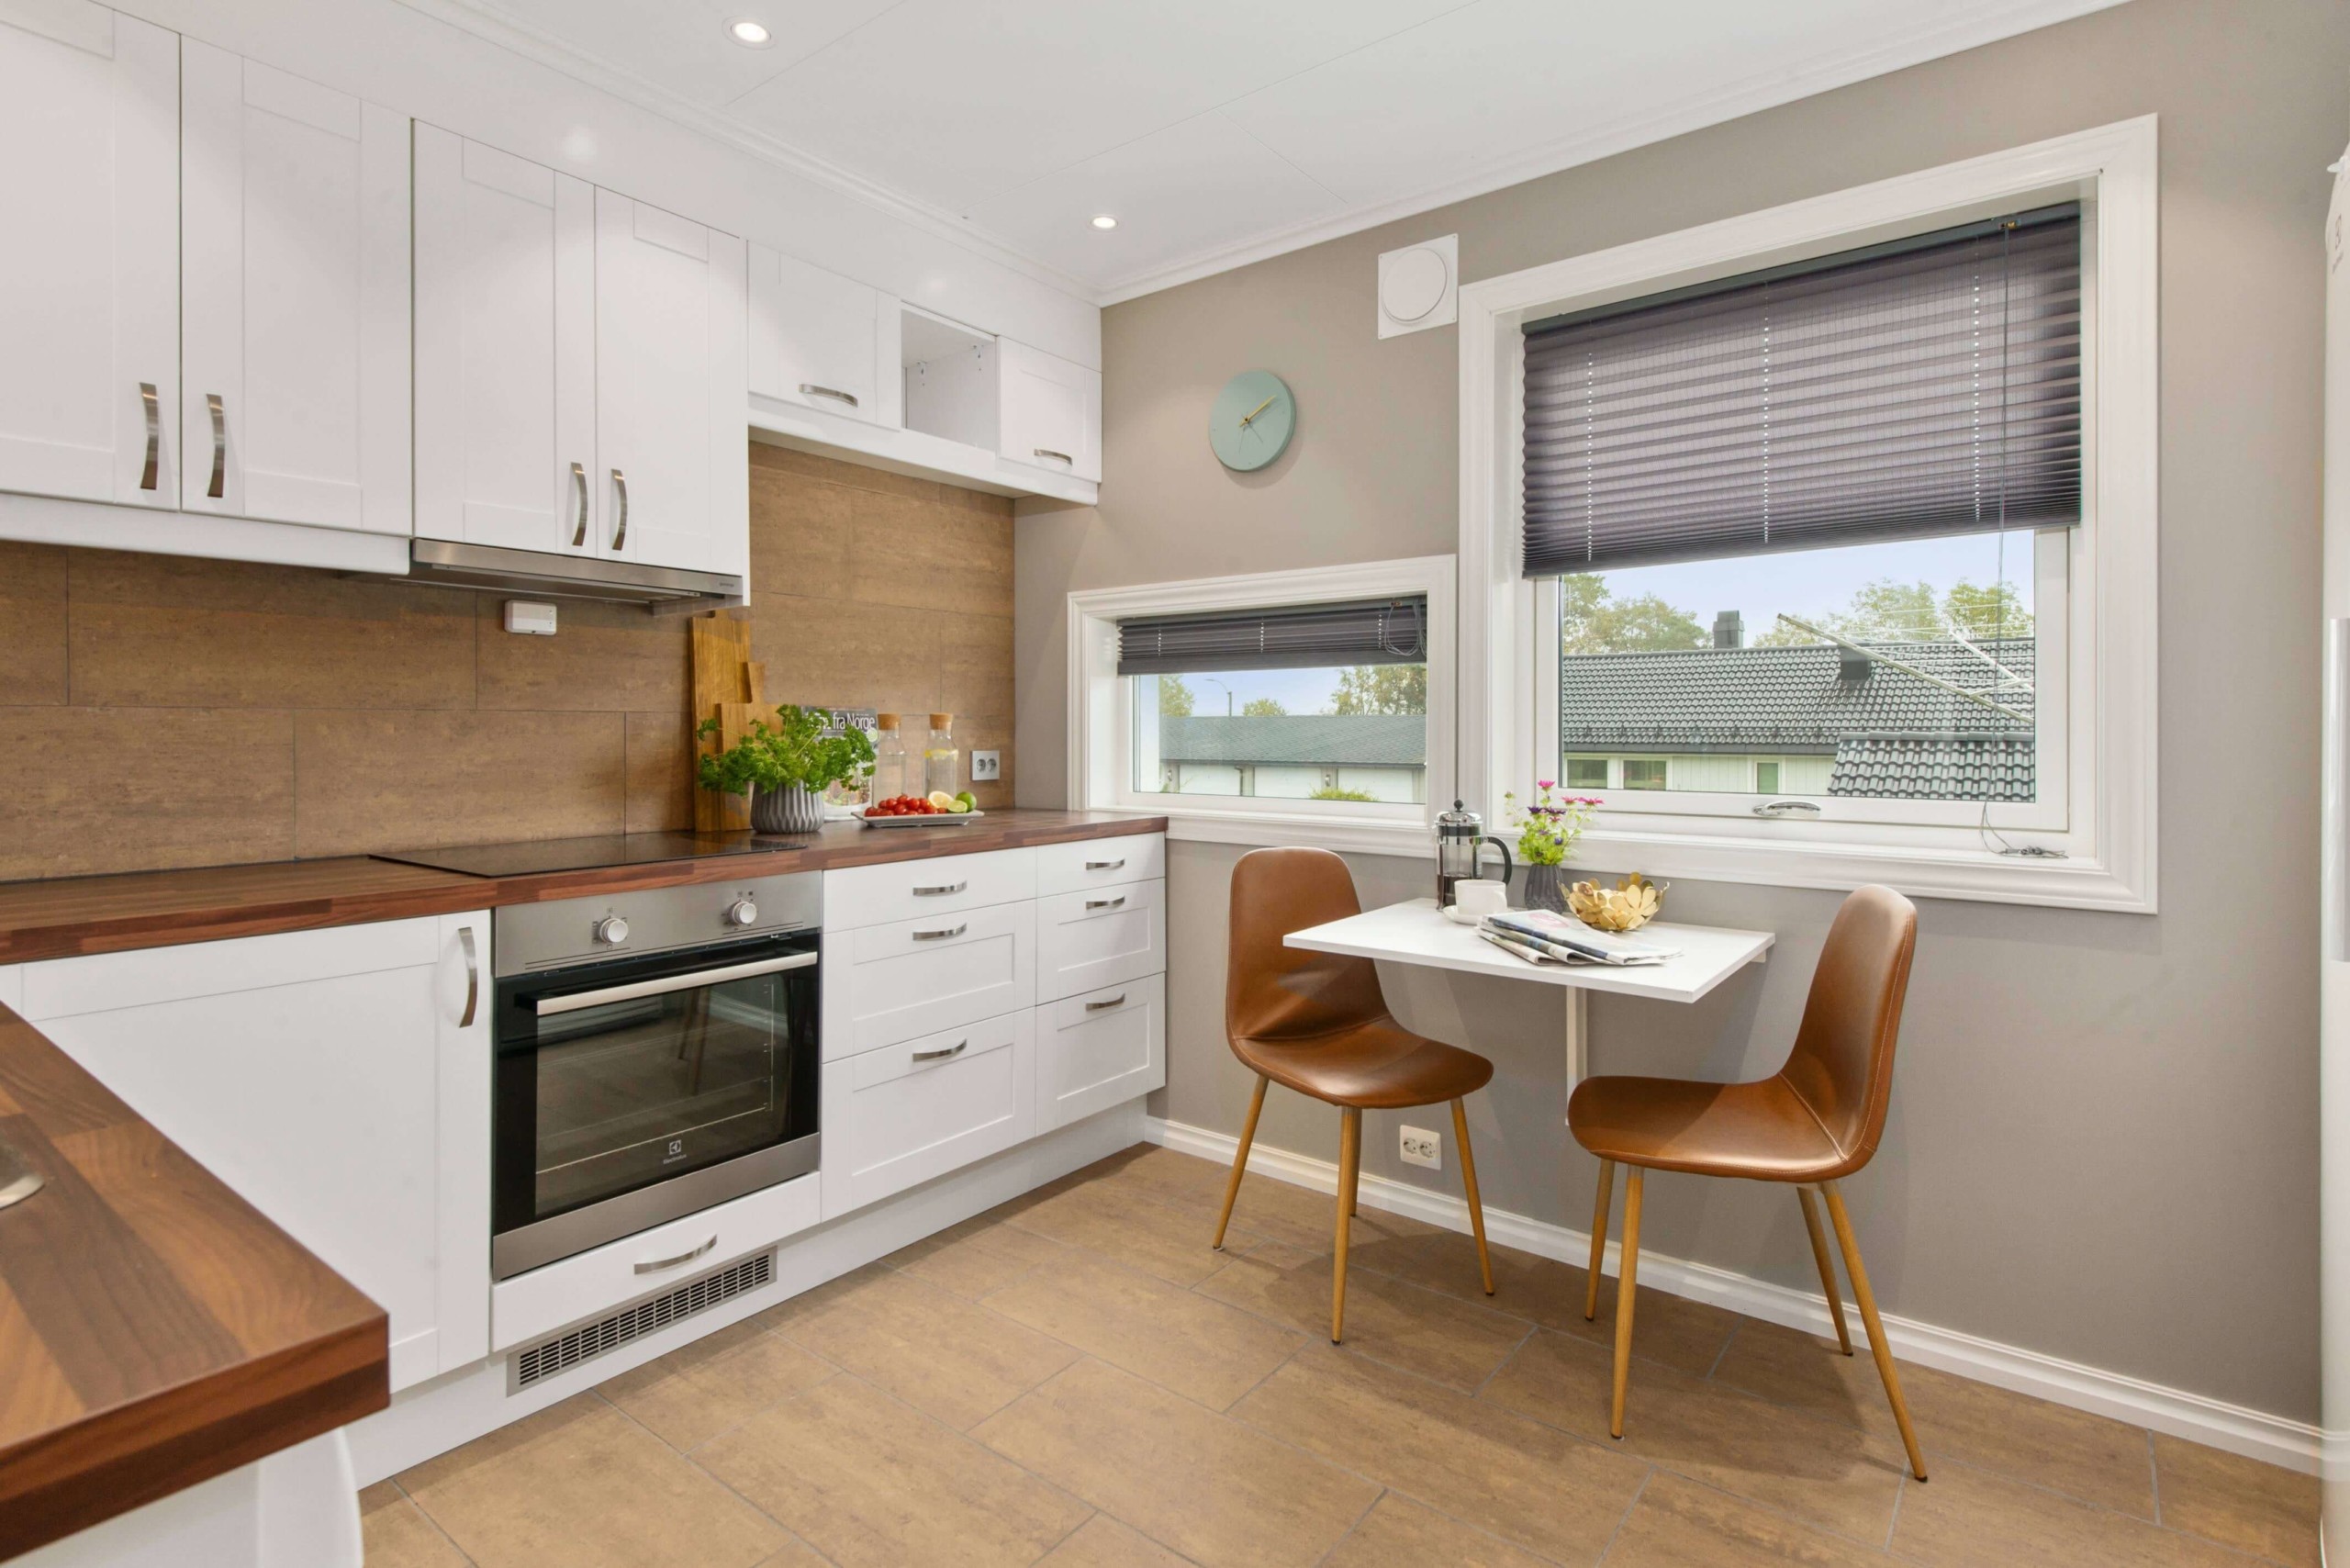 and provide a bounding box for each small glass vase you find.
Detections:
[750,783,825,835]
[1520,862,1571,914]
